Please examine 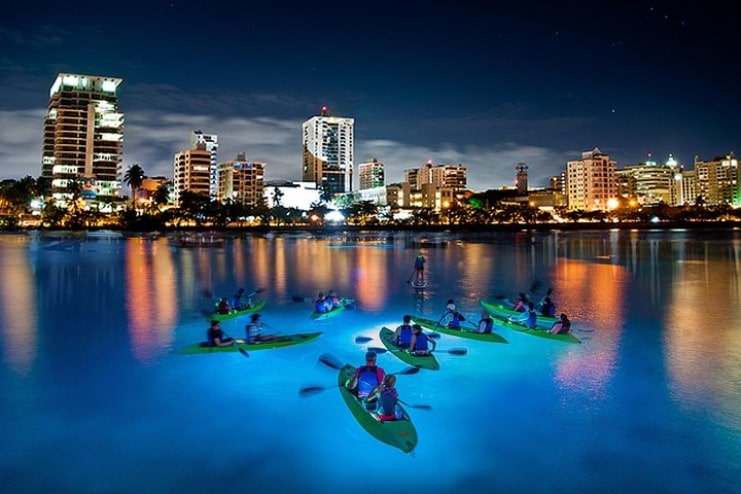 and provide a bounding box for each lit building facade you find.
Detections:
[173,143,211,206]
[216,153,265,207]
[358,158,385,190]
[41,73,124,204]
[191,130,218,198]
[566,147,617,211]
[515,163,528,195]
[302,107,354,196]
[616,155,678,205]
[691,153,739,206]
[414,161,467,189]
